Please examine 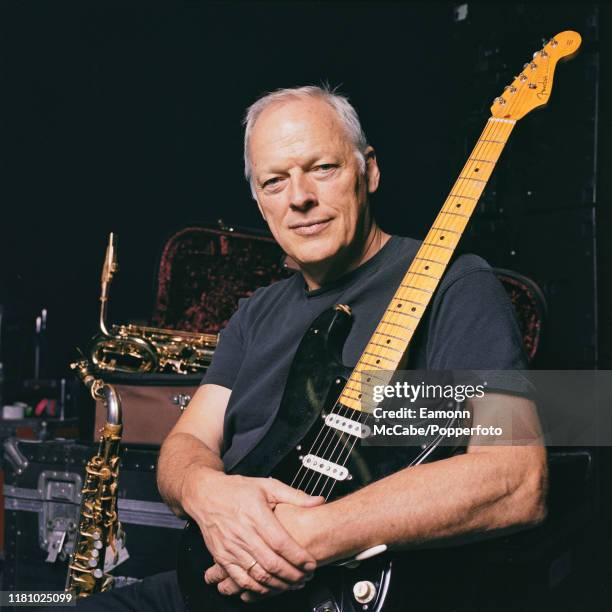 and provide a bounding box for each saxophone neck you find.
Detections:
[99,382,122,426]
[99,233,118,337]
[70,360,122,426]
